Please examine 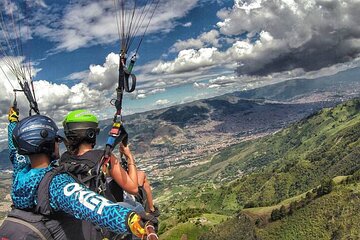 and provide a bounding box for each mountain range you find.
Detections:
[1,68,359,174]
[95,68,359,180]
[158,98,360,239]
